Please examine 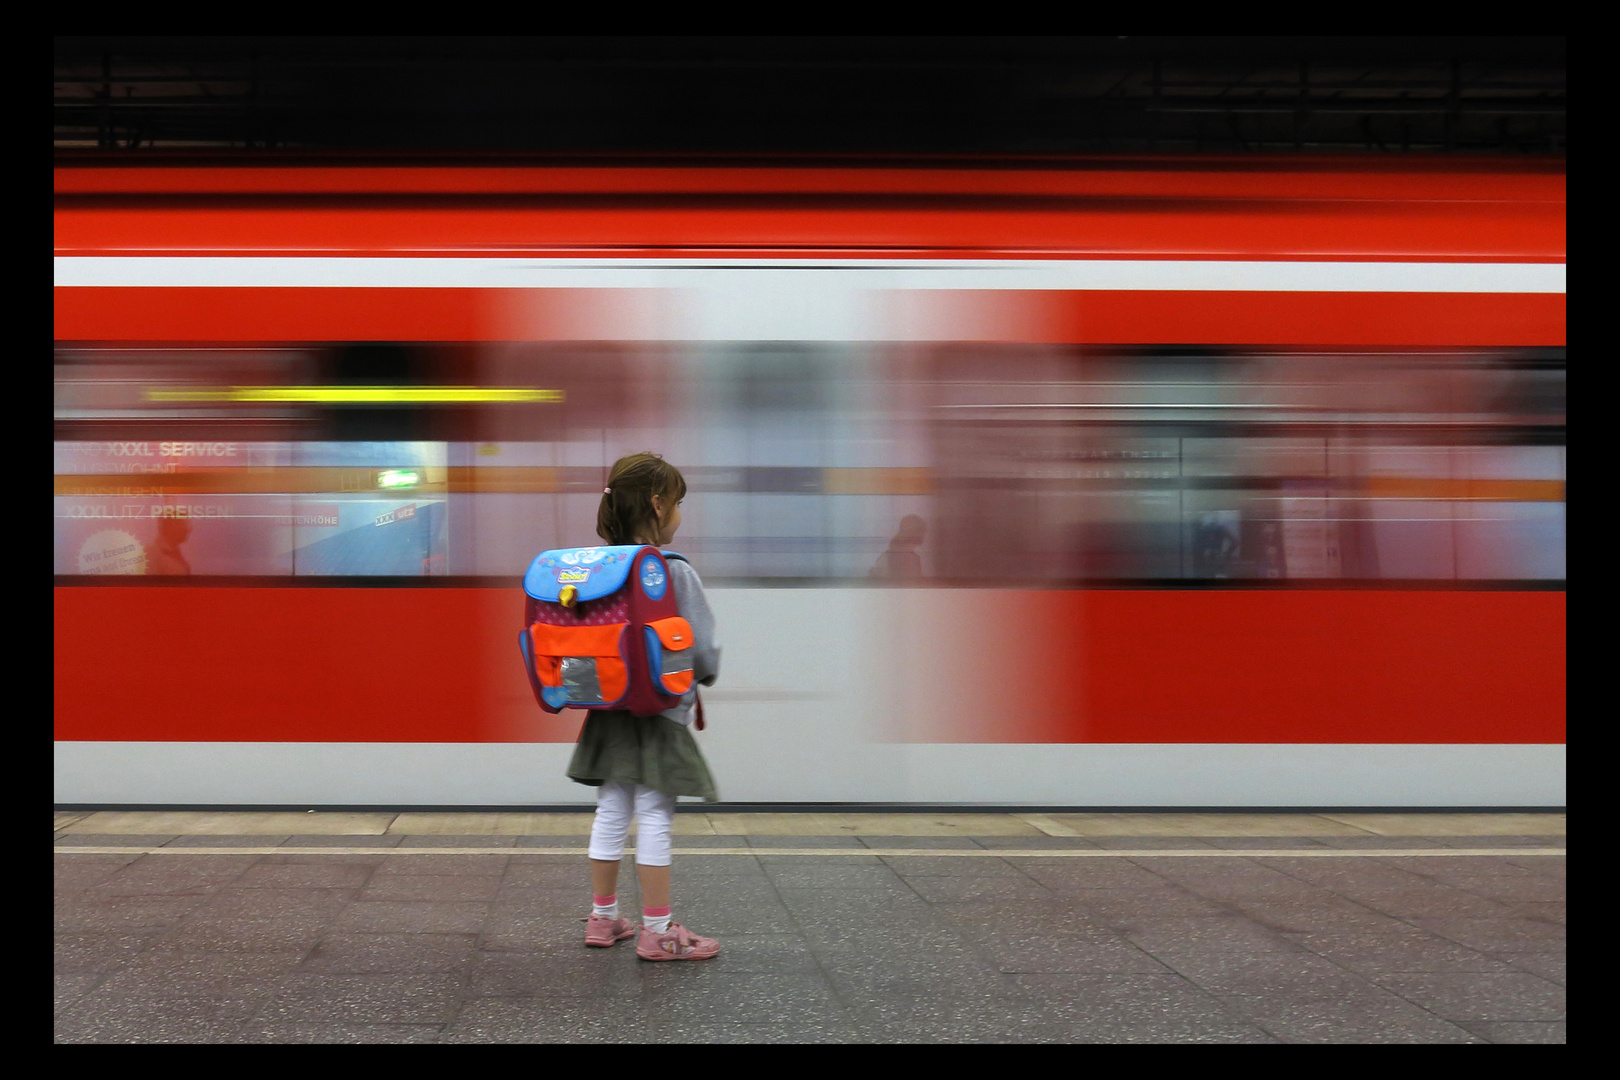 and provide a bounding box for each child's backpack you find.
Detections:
[519,545,696,718]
